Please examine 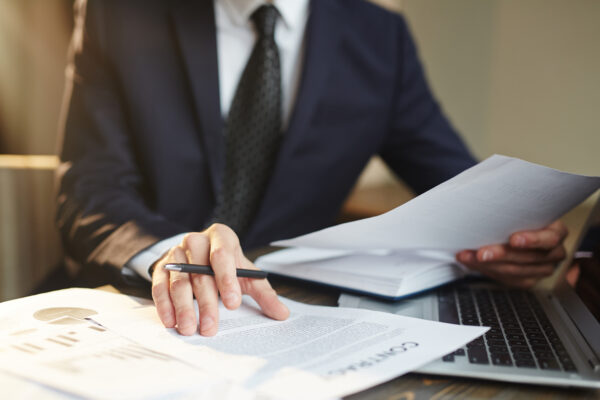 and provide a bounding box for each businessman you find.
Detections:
[57,0,567,336]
